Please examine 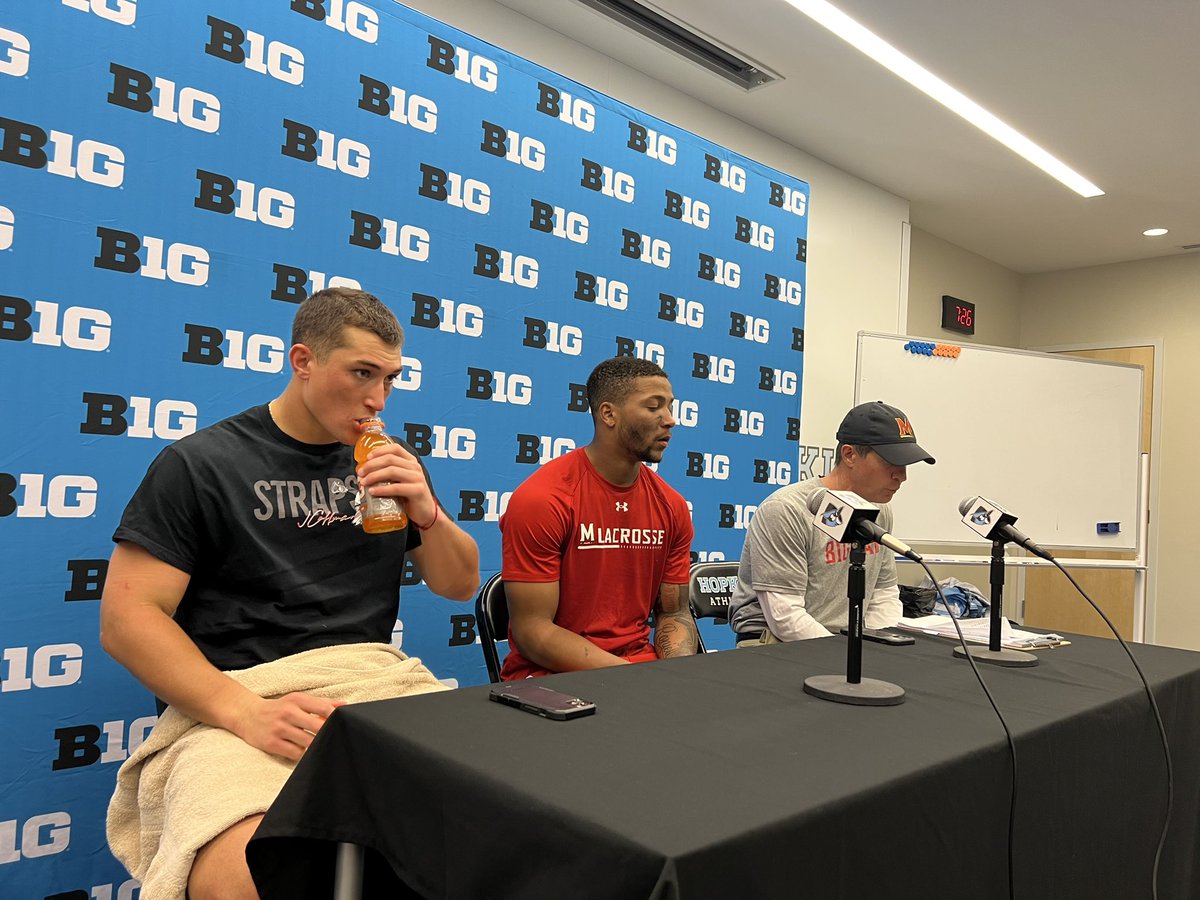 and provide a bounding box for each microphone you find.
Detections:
[808,489,923,562]
[958,496,1054,561]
